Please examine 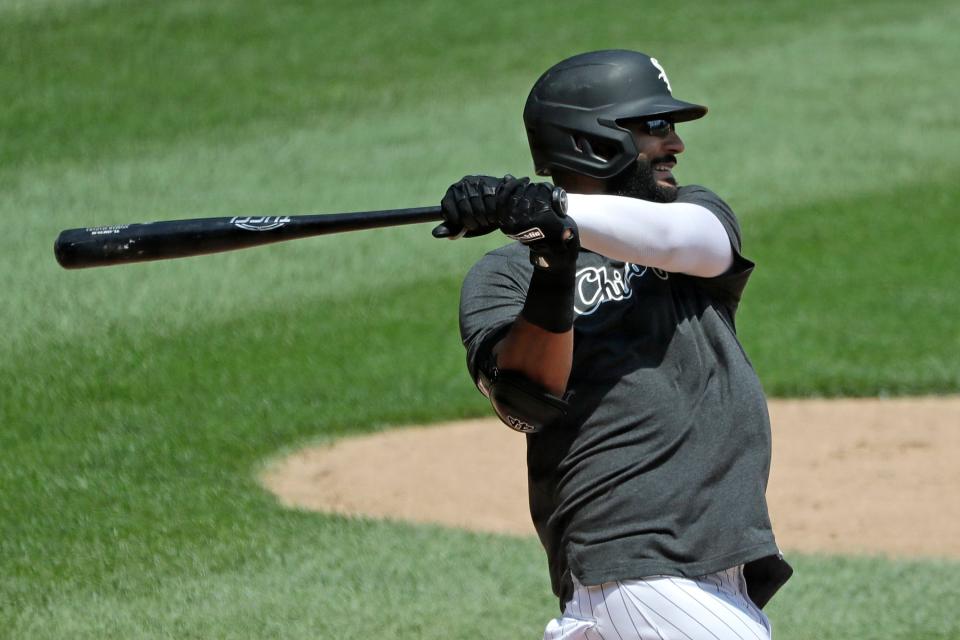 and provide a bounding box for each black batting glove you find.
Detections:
[499,182,579,272]
[496,182,579,333]
[432,174,528,239]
